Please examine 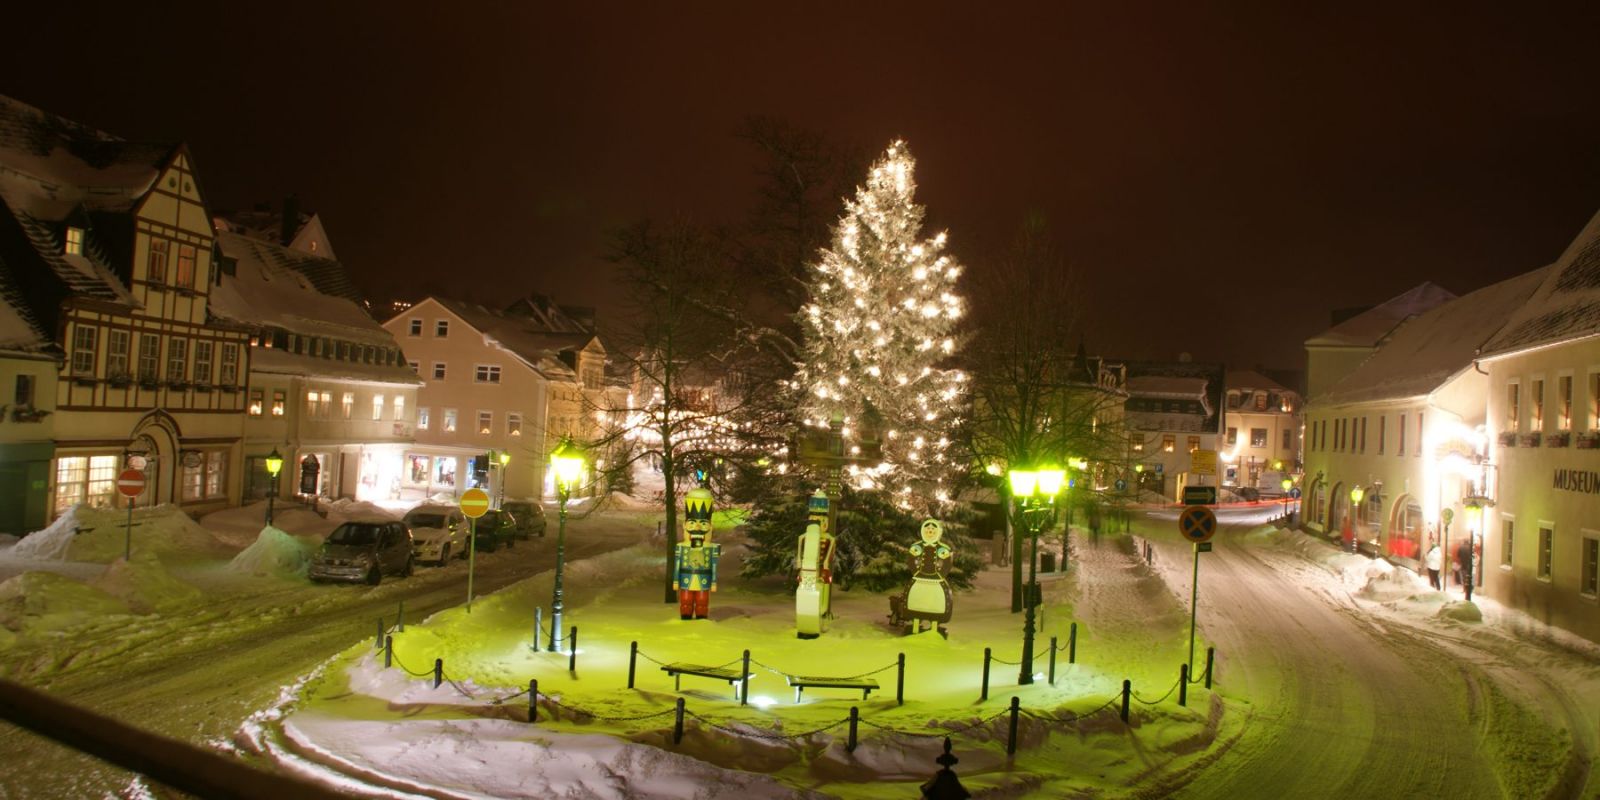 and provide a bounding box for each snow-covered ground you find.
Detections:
[1,500,1595,798]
